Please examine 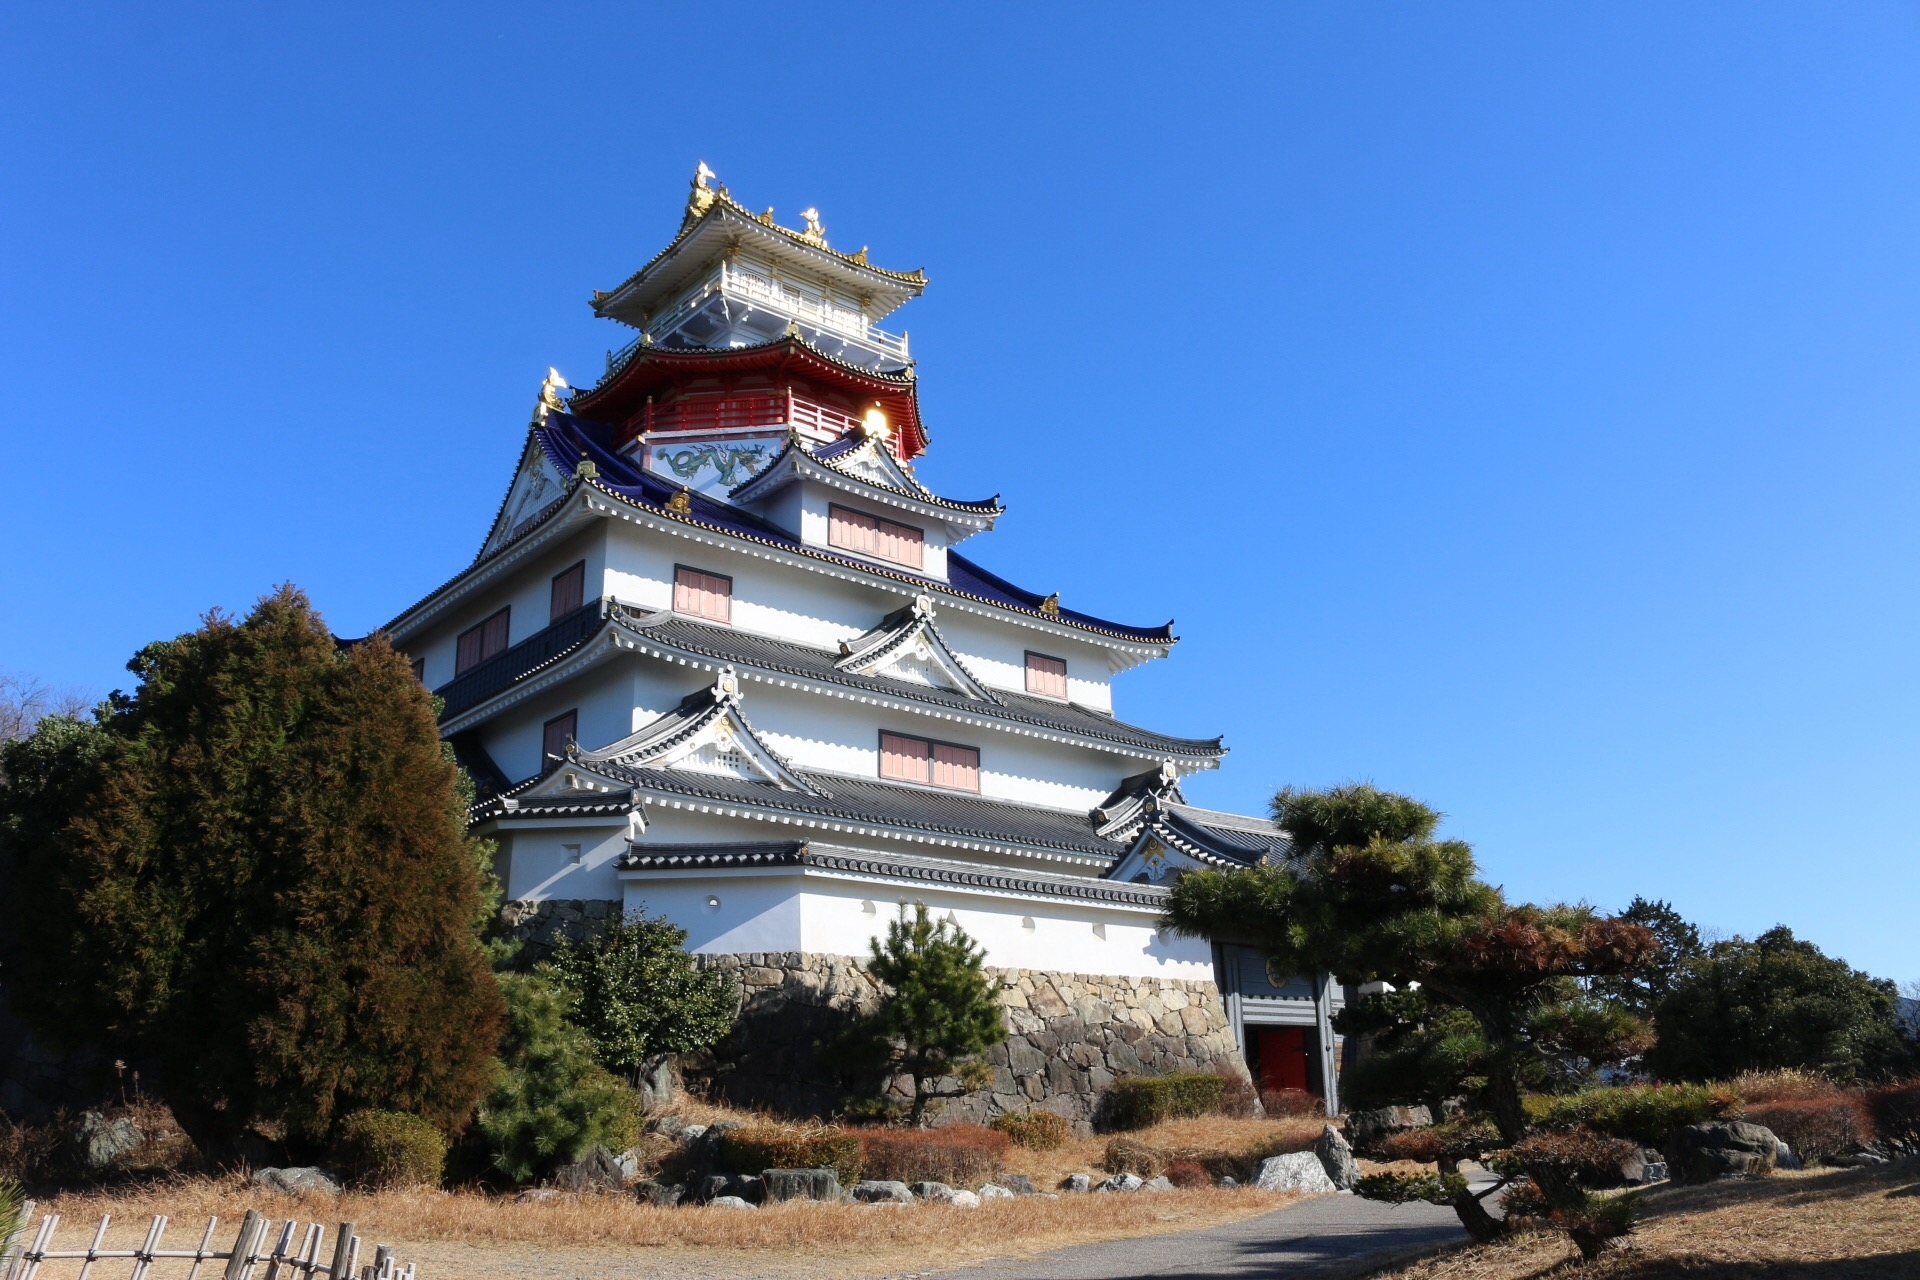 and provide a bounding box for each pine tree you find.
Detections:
[0,586,504,1155]
[545,909,737,1083]
[831,903,1005,1126]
